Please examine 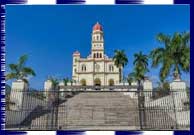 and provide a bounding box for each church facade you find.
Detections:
[72,22,120,86]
